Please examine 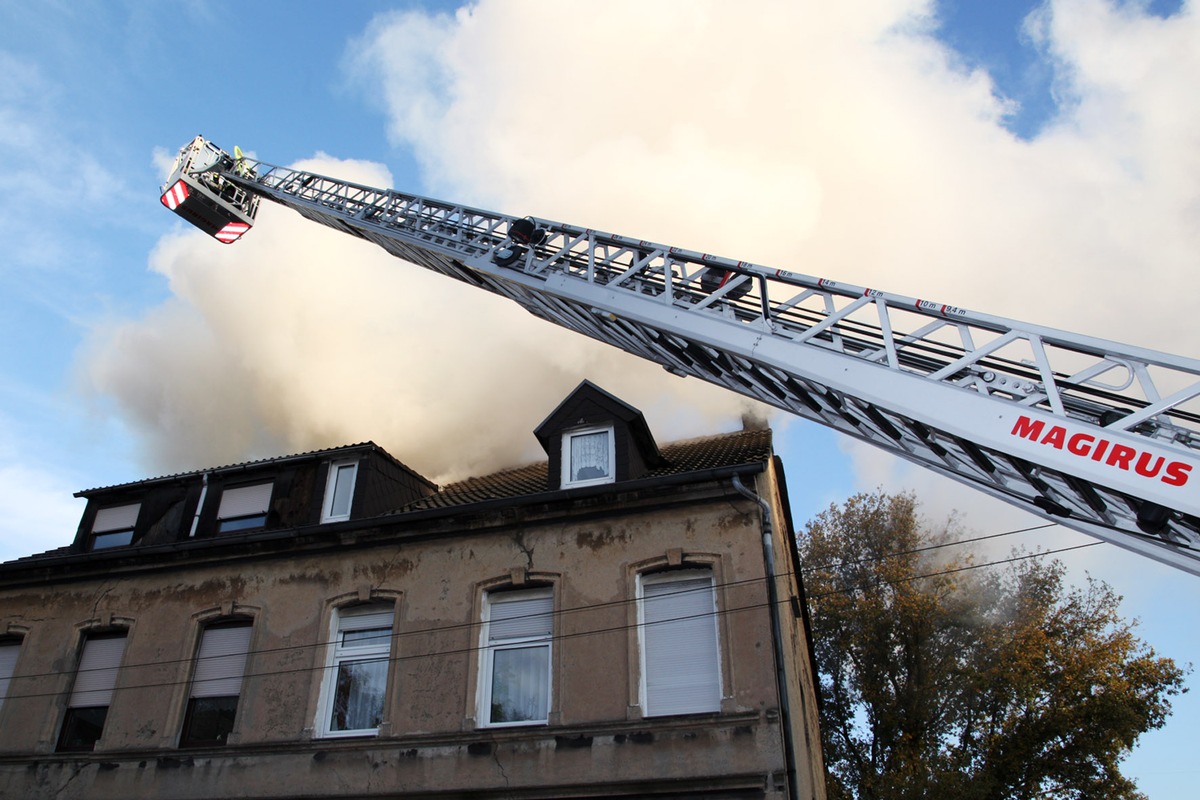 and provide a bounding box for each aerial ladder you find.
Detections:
[162,136,1200,576]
